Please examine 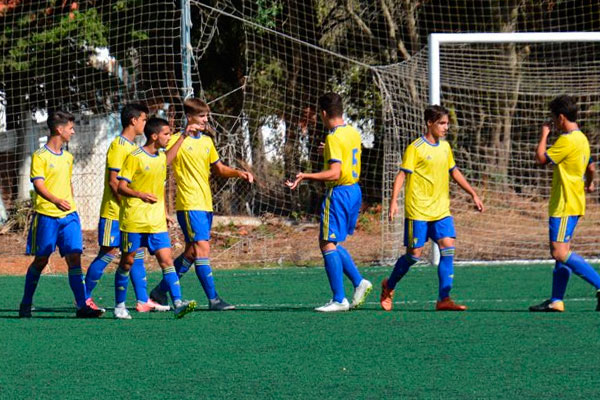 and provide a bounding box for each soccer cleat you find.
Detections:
[529,299,564,312]
[436,297,467,311]
[314,298,350,312]
[350,279,373,309]
[150,286,169,306]
[19,303,32,318]
[76,305,105,318]
[380,278,395,311]
[208,297,236,311]
[113,305,132,320]
[174,300,196,319]
[596,291,600,312]
[136,299,170,313]
[85,297,106,313]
